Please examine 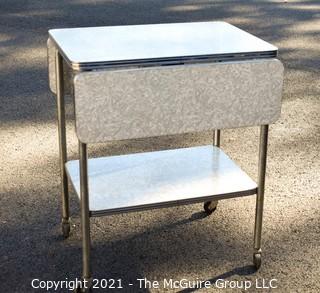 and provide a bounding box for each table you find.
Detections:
[47,21,283,290]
